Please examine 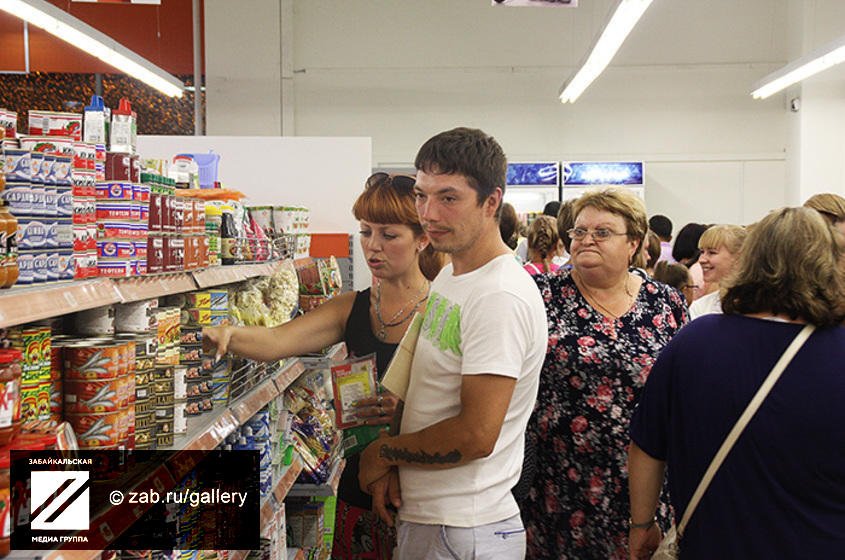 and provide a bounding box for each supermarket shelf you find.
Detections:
[0,279,120,329]
[298,342,348,371]
[162,358,304,451]
[273,359,306,393]
[0,261,291,328]
[192,261,280,288]
[287,458,346,498]
[260,456,304,530]
[230,375,284,424]
[113,273,198,303]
